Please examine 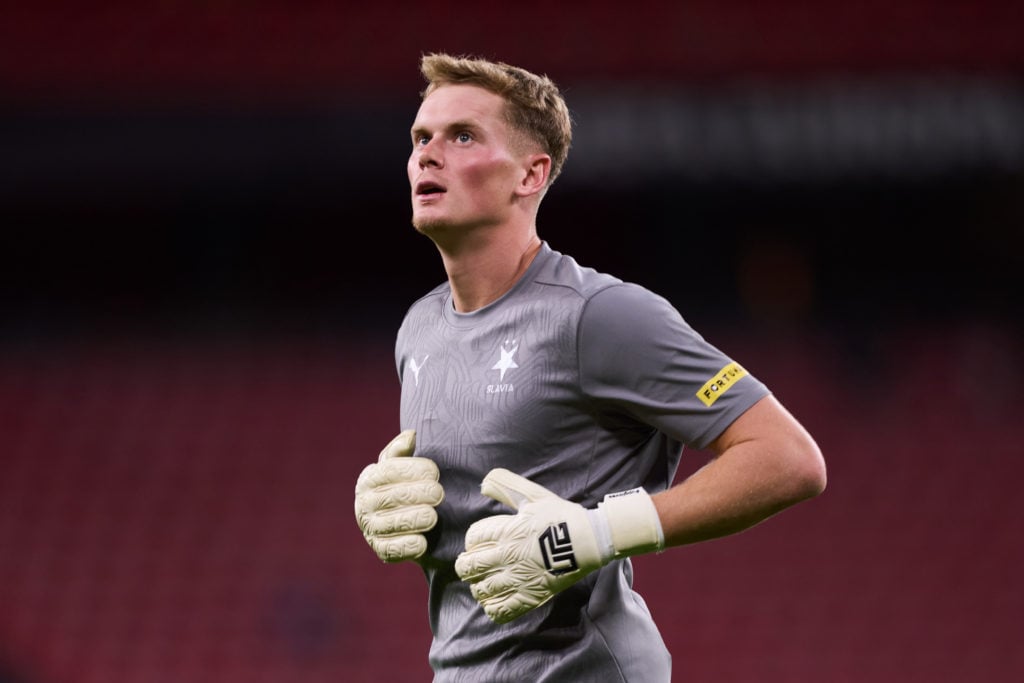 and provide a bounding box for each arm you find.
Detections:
[456,285,825,622]
[455,395,825,623]
[652,394,826,547]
